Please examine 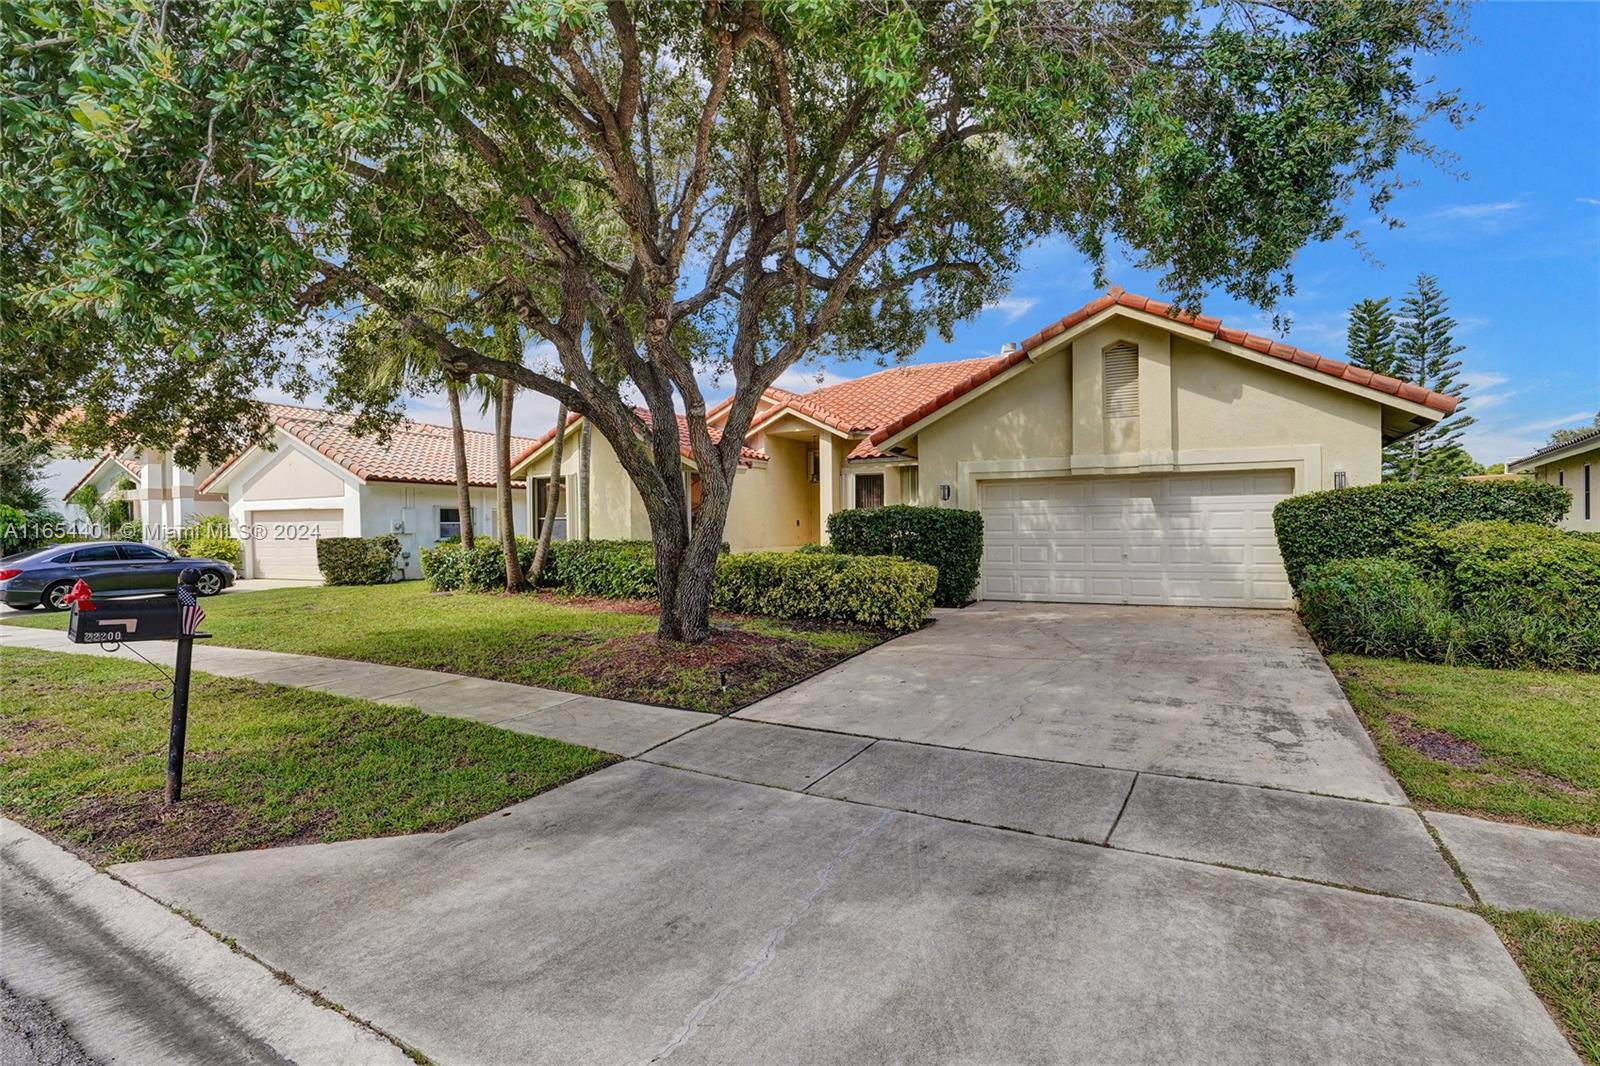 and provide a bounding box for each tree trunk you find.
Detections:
[496,379,526,592]
[446,383,475,550]
[528,404,568,585]
[644,462,732,644]
[579,420,592,542]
